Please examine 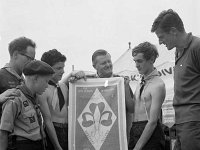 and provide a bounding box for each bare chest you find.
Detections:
[133,84,152,121]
